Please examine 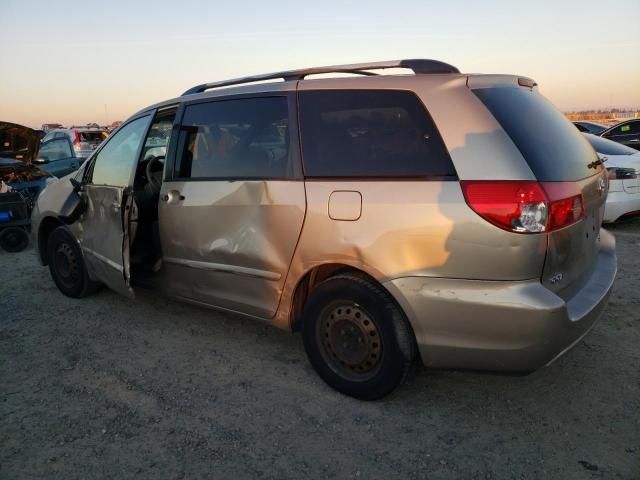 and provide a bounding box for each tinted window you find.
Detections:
[39,138,73,162]
[175,97,292,179]
[582,133,638,156]
[298,90,455,178]
[474,87,600,181]
[609,121,639,136]
[91,116,150,187]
